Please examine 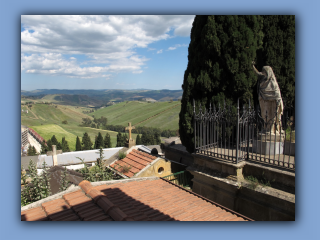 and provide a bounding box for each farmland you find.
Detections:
[21,100,180,151]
